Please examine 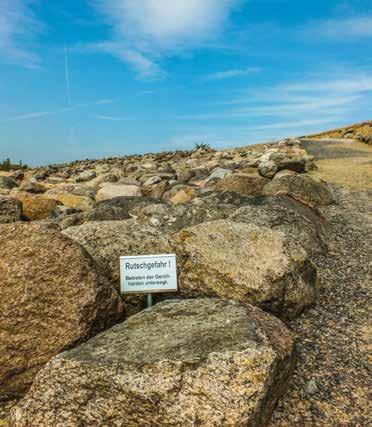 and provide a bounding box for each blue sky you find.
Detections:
[0,0,371,166]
